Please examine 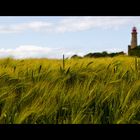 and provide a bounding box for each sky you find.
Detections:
[0,16,140,59]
